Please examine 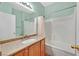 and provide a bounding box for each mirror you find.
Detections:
[0,2,37,40]
[23,18,37,35]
